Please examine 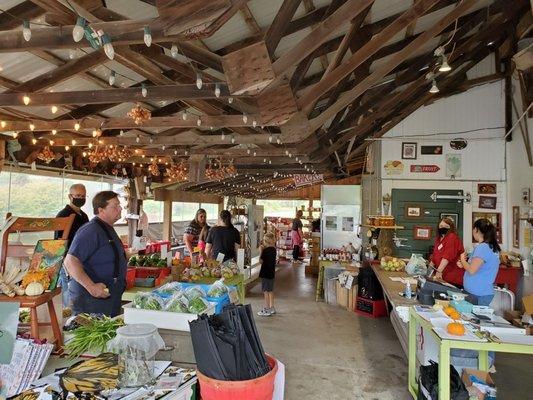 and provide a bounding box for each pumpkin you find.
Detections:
[449,310,461,320]
[25,281,44,296]
[444,306,456,316]
[447,322,466,336]
[21,269,50,290]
